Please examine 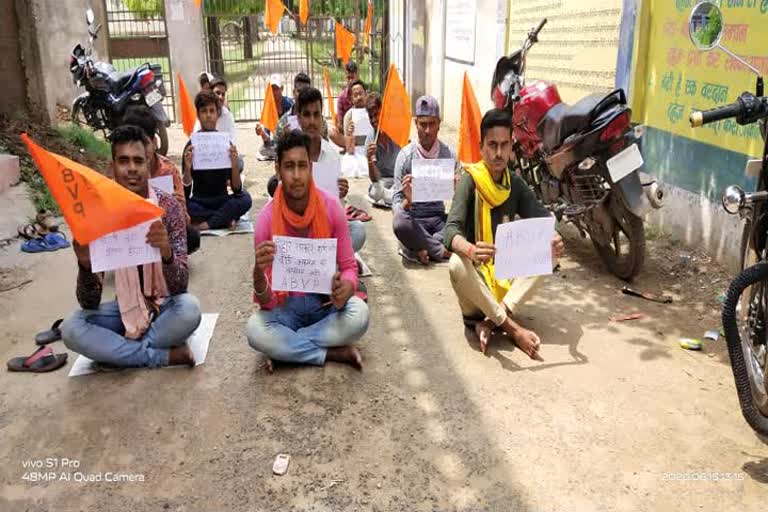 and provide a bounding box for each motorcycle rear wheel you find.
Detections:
[590,197,645,280]
[722,261,768,436]
[156,124,169,156]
